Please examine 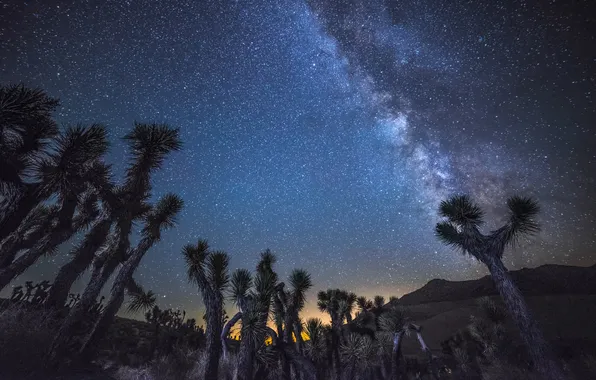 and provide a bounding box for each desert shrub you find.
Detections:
[0,302,61,375]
